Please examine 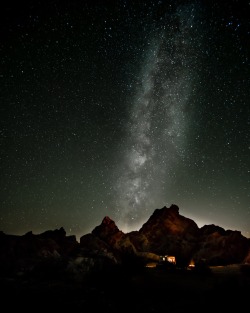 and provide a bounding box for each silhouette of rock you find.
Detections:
[193,226,249,265]
[92,216,125,248]
[137,204,200,266]
[82,204,250,268]
[0,204,250,281]
[0,227,78,278]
